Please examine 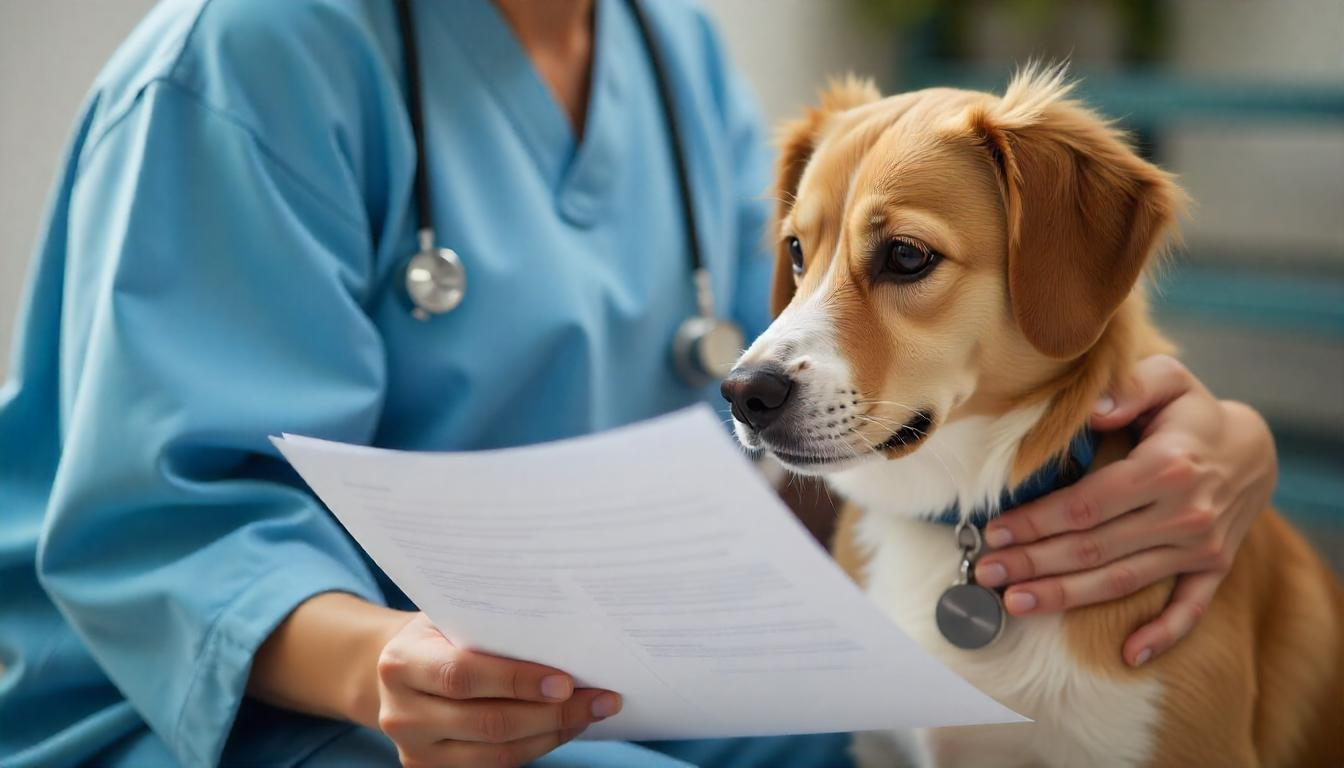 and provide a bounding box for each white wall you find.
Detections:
[699,0,894,126]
